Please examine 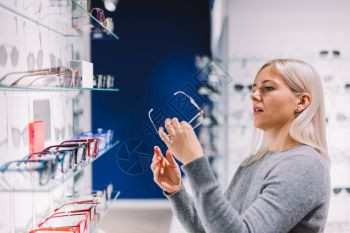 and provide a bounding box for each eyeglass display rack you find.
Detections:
[0,140,120,192]
[0,84,120,92]
[0,0,119,40]
[92,191,121,232]
[24,190,121,233]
